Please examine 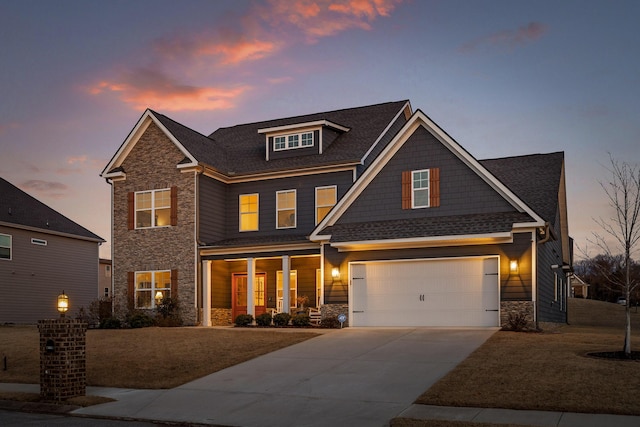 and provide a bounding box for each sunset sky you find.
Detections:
[1,0,638,259]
